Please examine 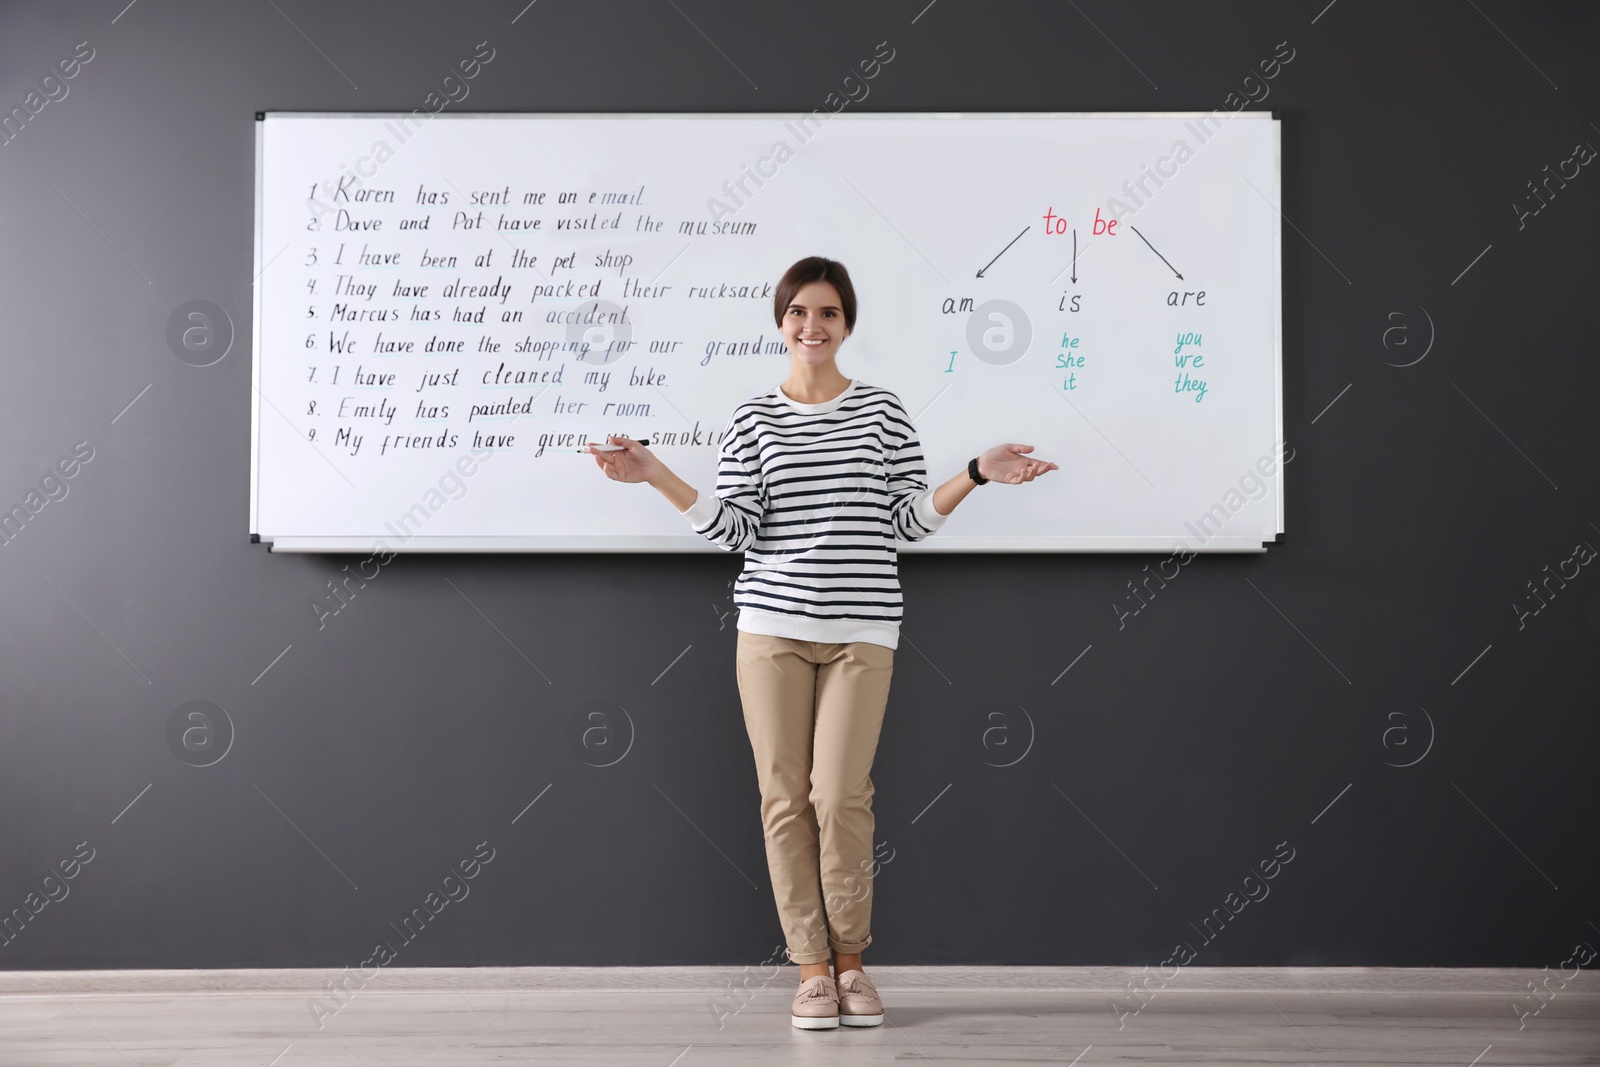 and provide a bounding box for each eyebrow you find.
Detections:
[787,303,841,312]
